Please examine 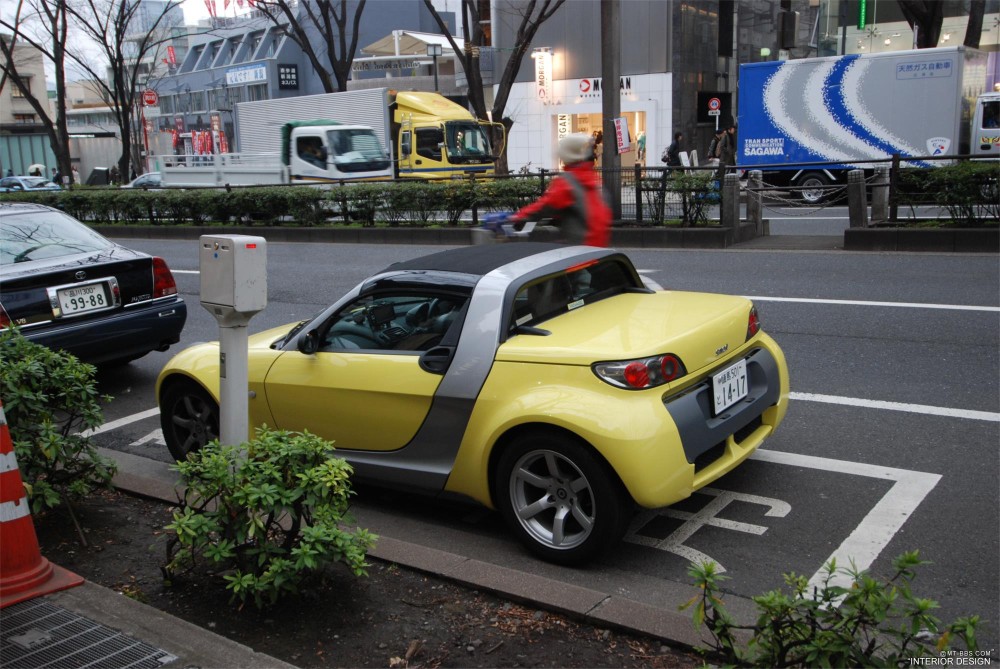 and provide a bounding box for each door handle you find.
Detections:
[419,345,455,374]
